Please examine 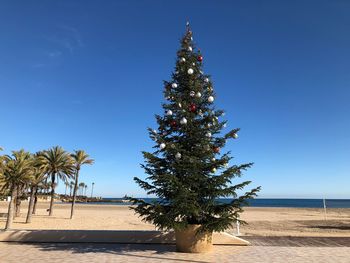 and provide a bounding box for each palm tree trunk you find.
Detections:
[44,177,48,194]
[70,171,79,219]
[15,196,21,218]
[12,195,17,220]
[26,186,36,223]
[13,186,21,219]
[49,172,56,216]
[32,188,38,214]
[5,186,17,230]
